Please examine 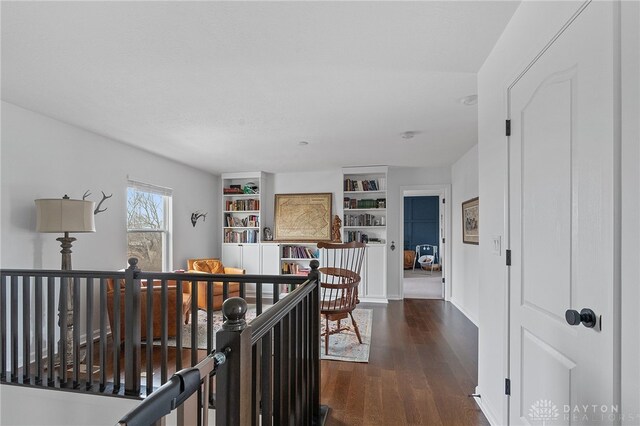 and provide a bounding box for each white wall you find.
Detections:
[1,101,220,271]
[477,1,639,424]
[0,383,215,425]
[450,144,478,324]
